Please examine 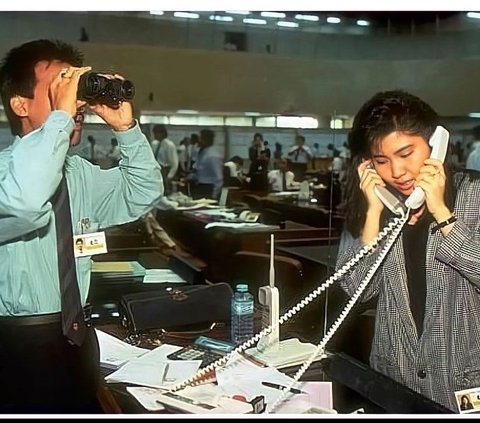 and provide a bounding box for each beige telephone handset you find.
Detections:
[374,125,450,216]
